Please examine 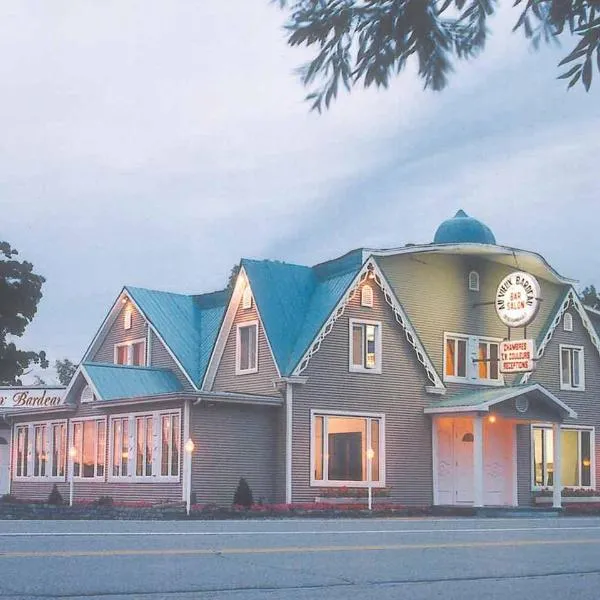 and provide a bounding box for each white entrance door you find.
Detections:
[454,419,474,504]
[0,442,9,496]
[483,420,514,506]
